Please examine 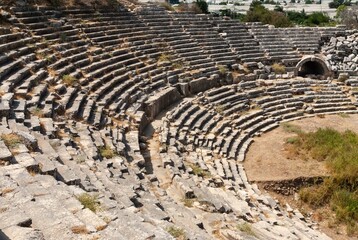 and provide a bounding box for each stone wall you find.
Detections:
[144,87,182,120]
[258,176,325,196]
